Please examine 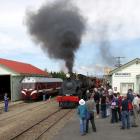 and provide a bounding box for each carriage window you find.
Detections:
[22,83,35,89]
